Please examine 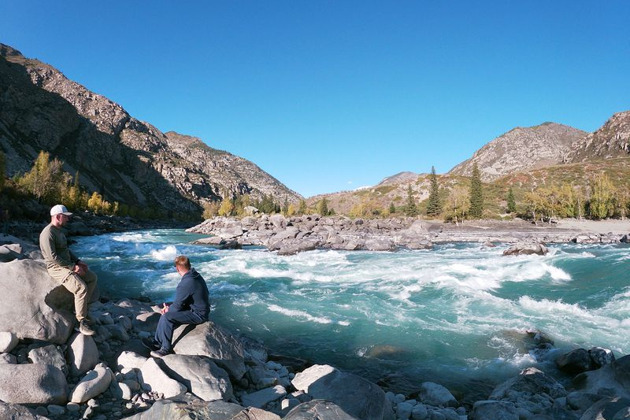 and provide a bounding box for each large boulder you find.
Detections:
[172,321,247,381]
[503,242,548,256]
[138,358,187,399]
[573,354,630,399]
[417,382,458,407]
[122,400,251,420]
[469,400,518,420]
[556,348,593,374]
[69,363,114,403]
[579,397,630,420]
[0,402,41,420]
[67,332,99,376]
[284,400,358,420]
[159,354,234,402]
[0,259,74,344]
[0,363,68,404]
[292,364,394,420]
